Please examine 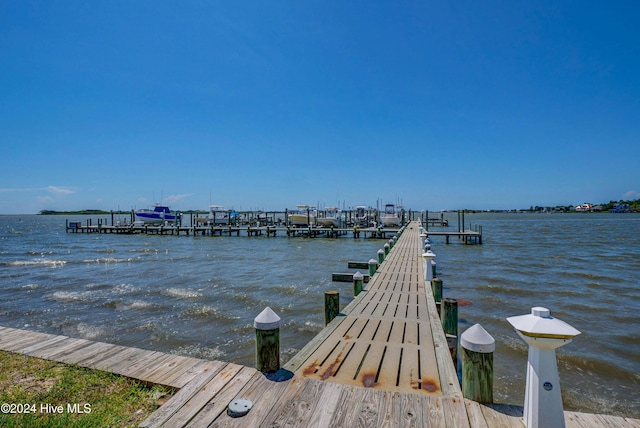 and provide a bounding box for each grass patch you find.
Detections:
[0,350,174,427]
